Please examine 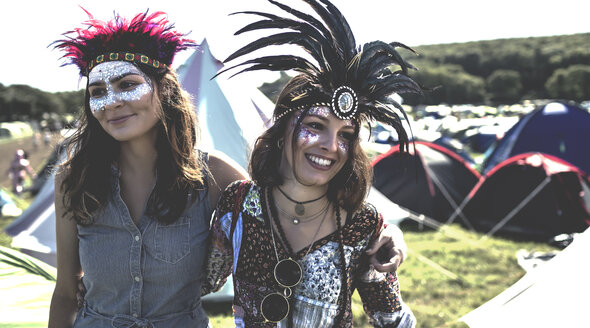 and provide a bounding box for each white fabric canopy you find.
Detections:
[461,227,590,328]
